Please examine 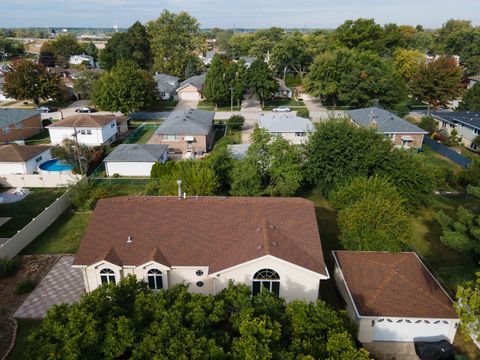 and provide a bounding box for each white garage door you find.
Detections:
[178,91,201,101]
[373,319,452,342]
